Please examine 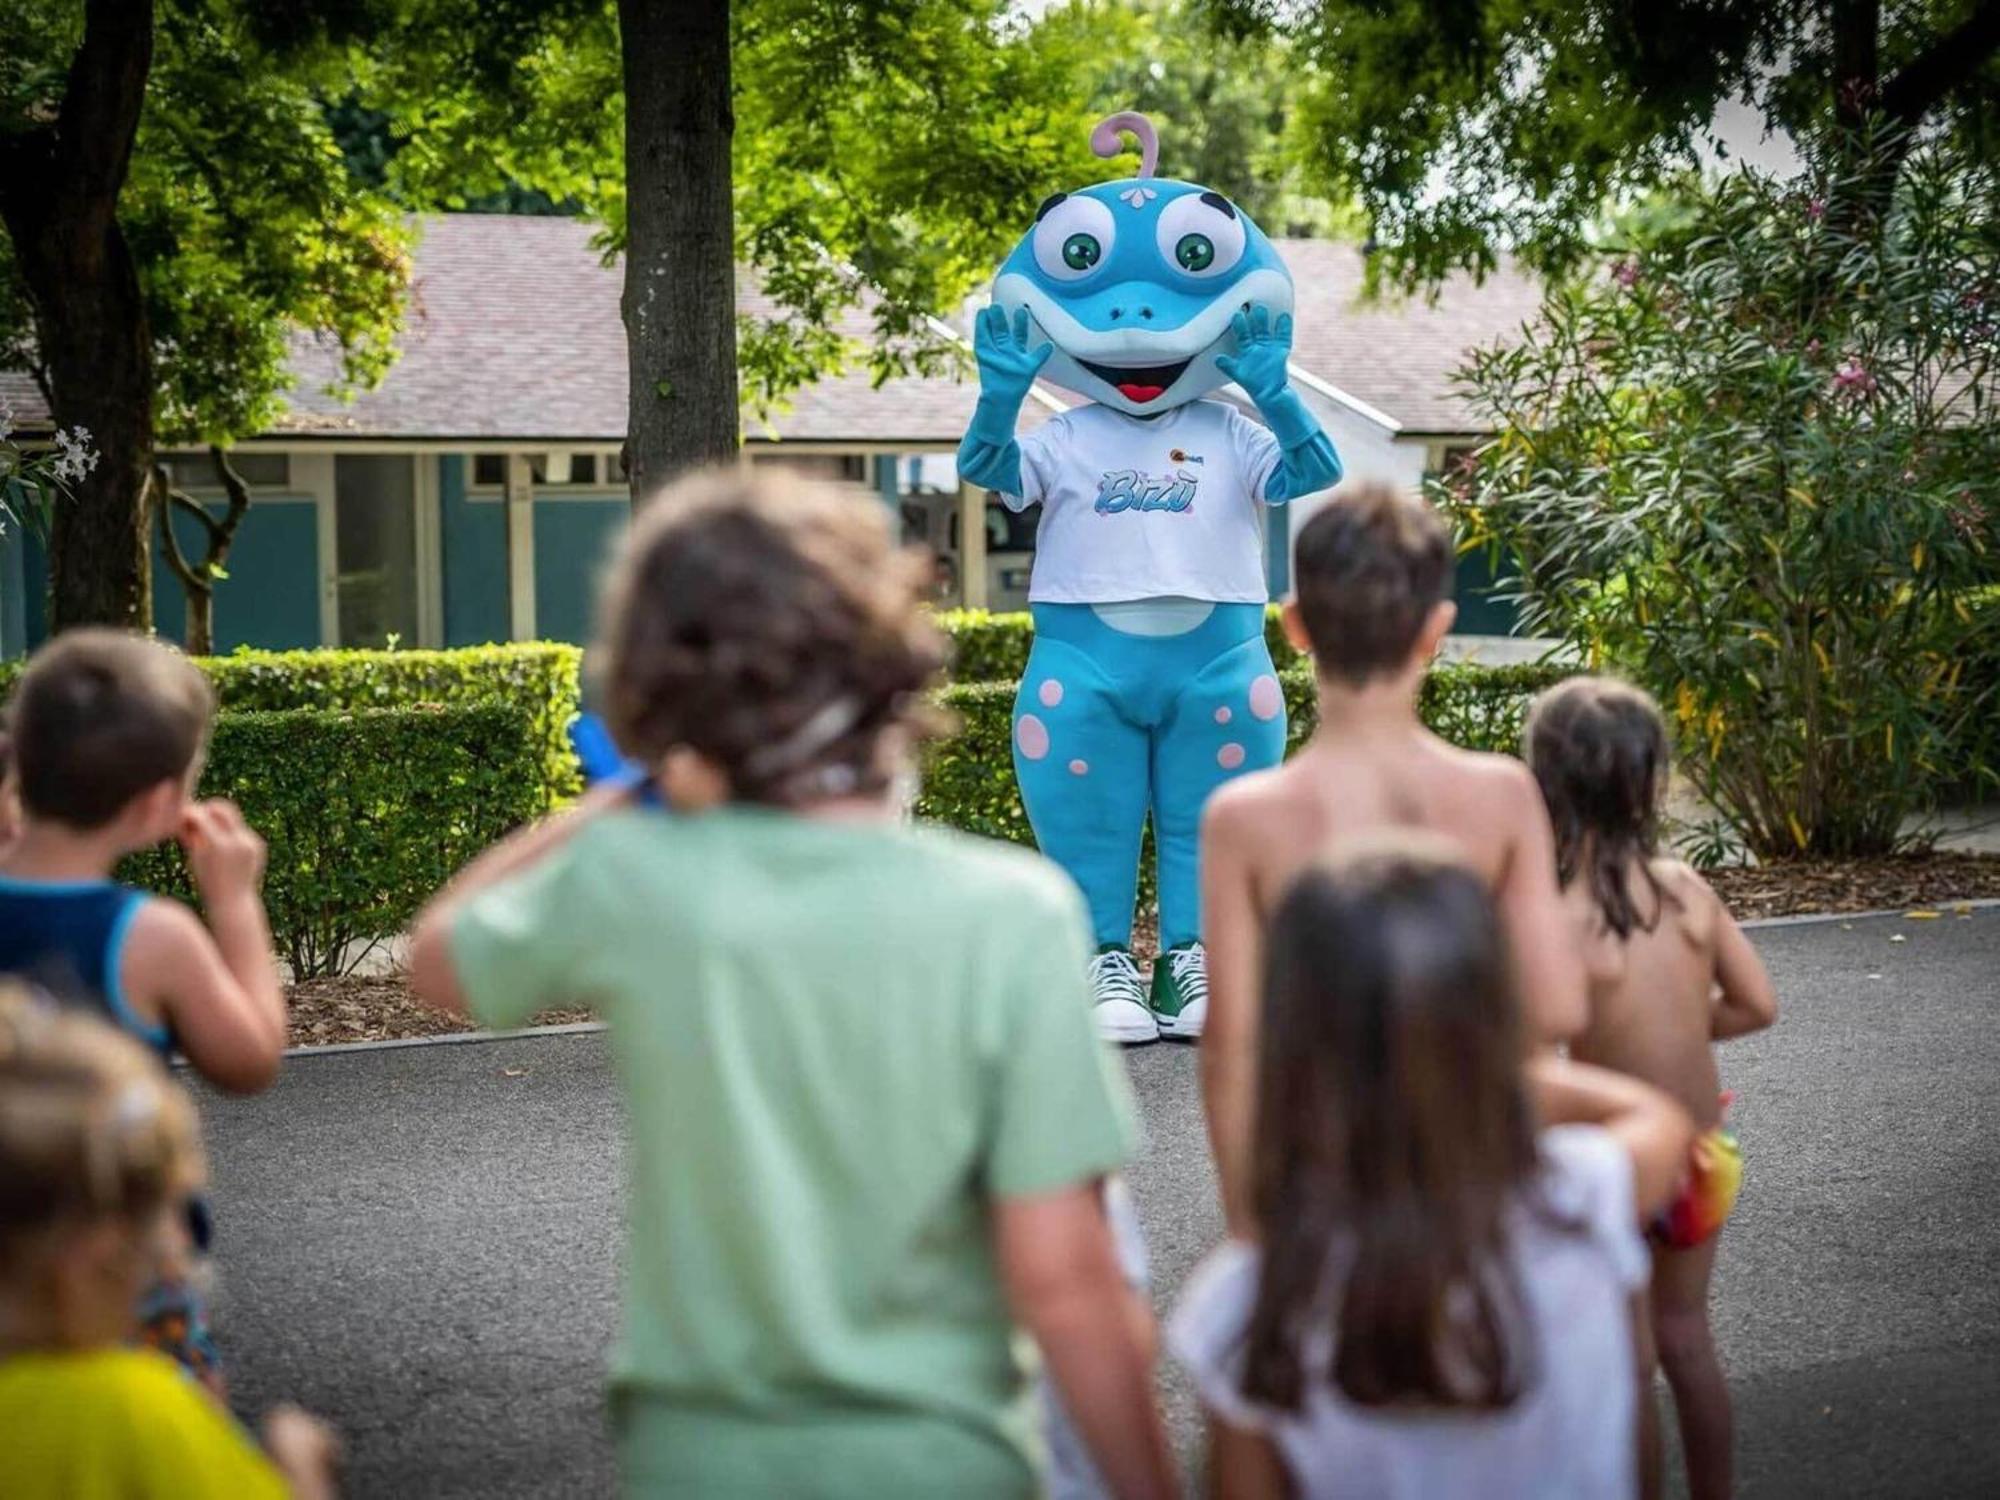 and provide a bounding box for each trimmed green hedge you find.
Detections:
[936,606,1306,682]
[919,660,1569,857]
[1,643,583,808]
[123,704,545,978]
